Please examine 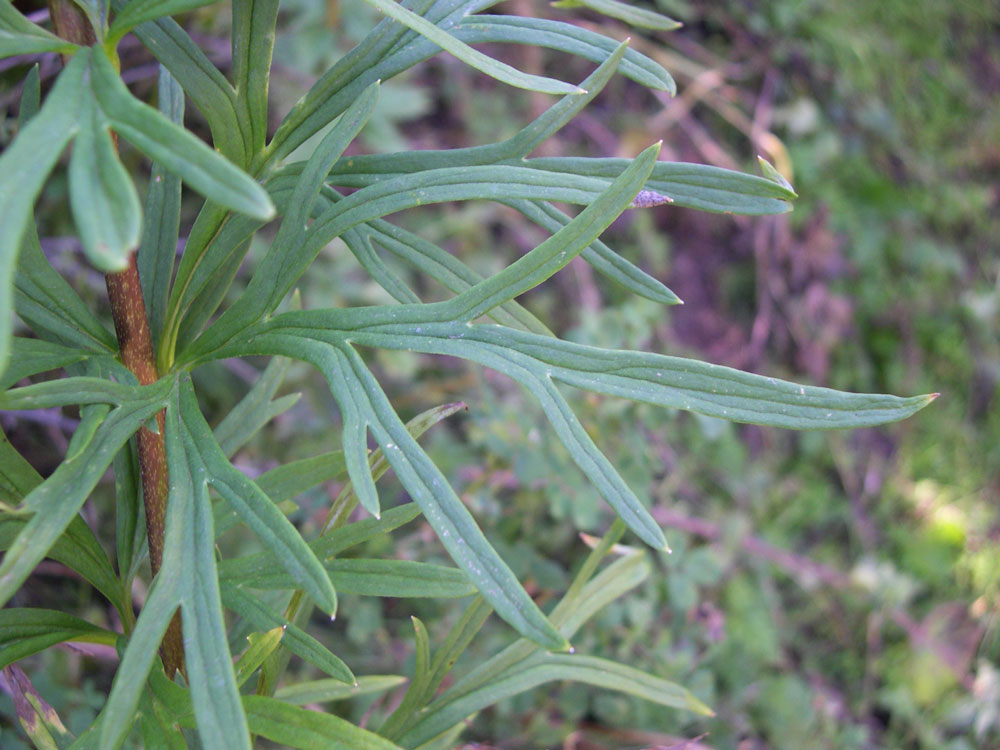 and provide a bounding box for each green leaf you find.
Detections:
[14,231,117,354]
[2,664,75,750]
[164,380,251,750]
[552,549,650,638]
[108,0,222,45]
[177,378,337,614]
[112,439,144,590]
[552,0,682,31]
[0,515,126,621]
[519,156,797,214]
[0,1,78,56]
[213,356,295,458]
[342,227,422,305]
[0,609,117,669]
[120,9,245,163]
[219,503,421,583]
[88,45,274,220]
[69,79,142,271]
[757,154,796,194]
[258,338,569,652]
[100,571,180,750]
[18,64,41,125]
[187,160,670,359]
[424,526,642,735]
[231,0,279,156]
[234,626,285,687]
[73,0,109,41]
[378,616,433,739]
[451,15,674,93]
[0,377,171,609]
[363,0,585,96]
[276,675,407,705]
[250,315,935,430]
[235,558,476,598]
[138,690,186,750]
[444,143,661,323]
[254,450,348,504]
[321,401,467,533]
[401,653,710,747]
[184,82,379,357]
[504,198,681,305]
[357,220,553,334]
[318,42,639,178]
[0,425,42,503]
[137,66,184,345]
[261,0,442,163]
[0,53,86,378]
[243,695,404,750]
[220,585,355,684]
[322,153,795,216]
[263,2,673,164]
[0,338,92,391]
[422,596,492,707]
